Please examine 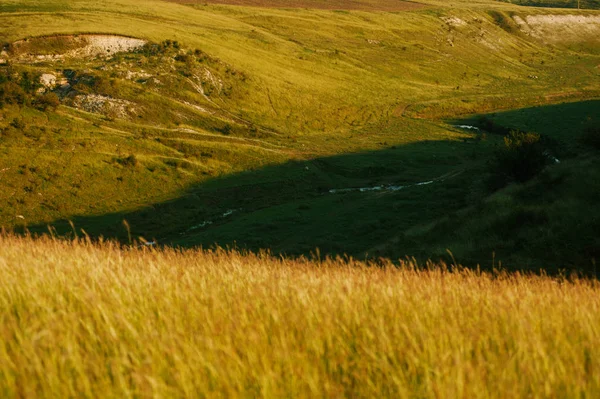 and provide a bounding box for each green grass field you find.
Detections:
[1,0,600,273]
[495,0,600,10]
